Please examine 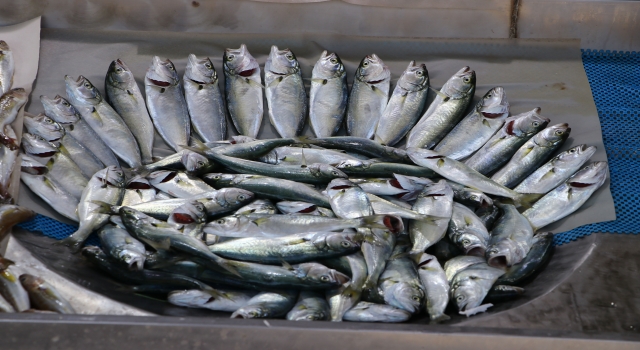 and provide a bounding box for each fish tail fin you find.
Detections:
[429,314,451,324]
[189,137,209,152]
[361,215,404,234]
[90,200,119,215]
[55,229,92,253]
[514,193,543,210]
